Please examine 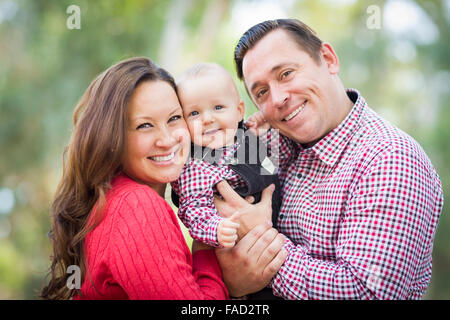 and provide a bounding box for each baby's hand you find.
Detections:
[218,213,240,248]
[245,111,271,136]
